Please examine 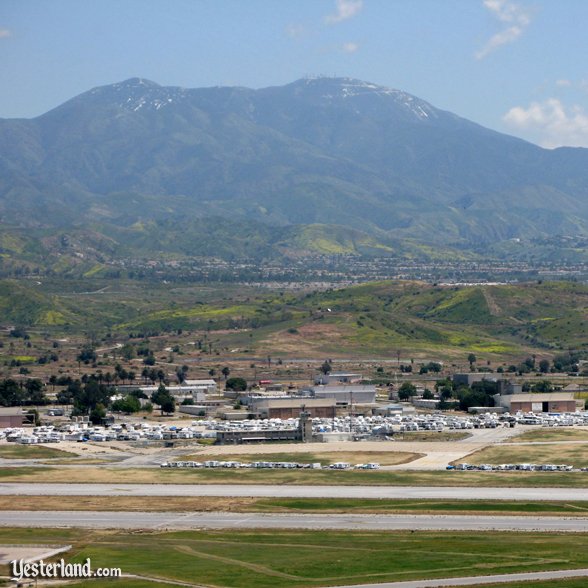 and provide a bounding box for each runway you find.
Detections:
[1,511,588,532]
[329,568,588,588]
[2,482,588,500]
